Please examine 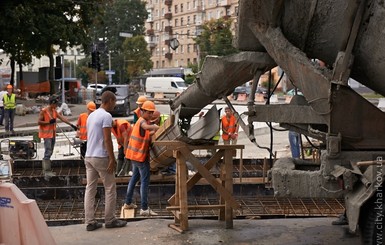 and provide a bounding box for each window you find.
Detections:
[162,60,165,67]
[180,3,183,12]
[193,15,196,24]
[187,2,190,10]
[193,0,197,9]
[180,45,184,53]
[174,5,178,13]
[171,82,177,88]
[181,17,184,26]
[161,21,164,30]
[155,9,159,17]
[187,16,190,25]
[187,44,190,53]
[175,18,178,27]
[161,8,164,16]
